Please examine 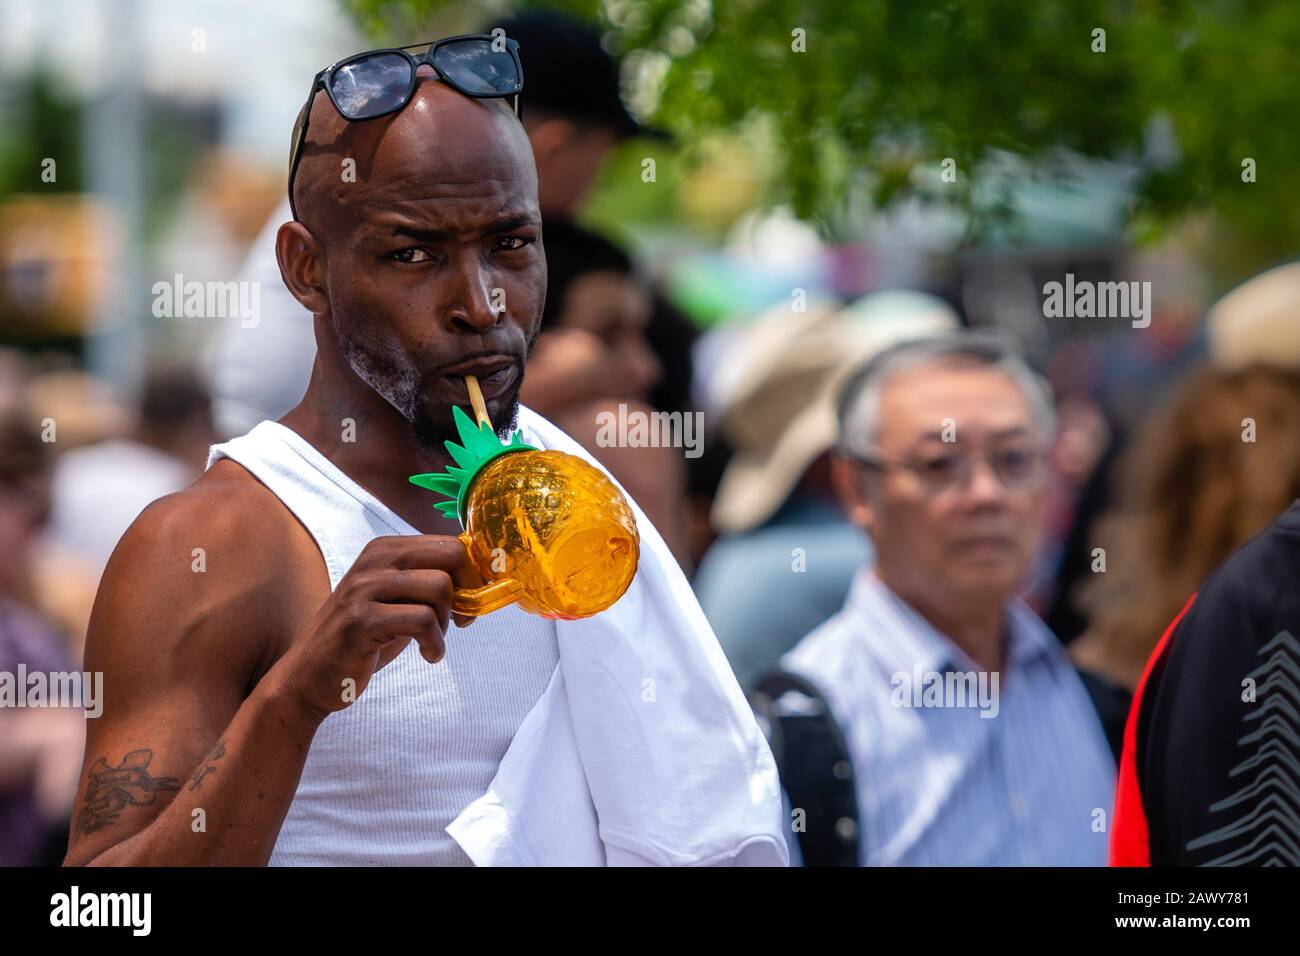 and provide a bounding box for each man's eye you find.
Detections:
[996,448,1034,477]
[492,236,533,253]
[918,456,959,478]
[391,248,433,264]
